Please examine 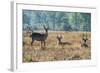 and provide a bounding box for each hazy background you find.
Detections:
[23,10,91,32]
